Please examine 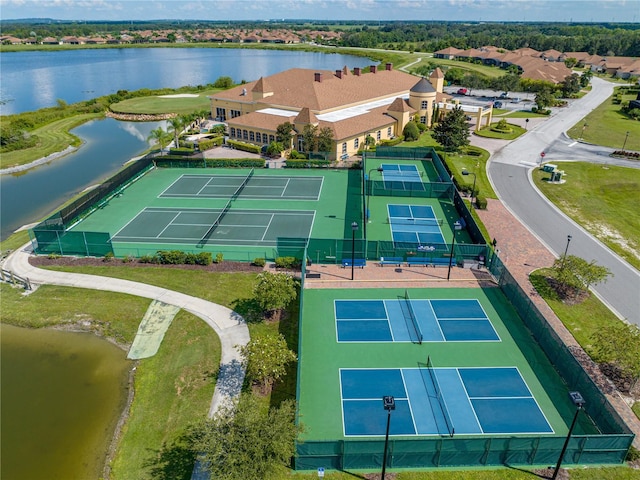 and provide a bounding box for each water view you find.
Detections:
[0,324,131,480]
[0,47,373,114]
